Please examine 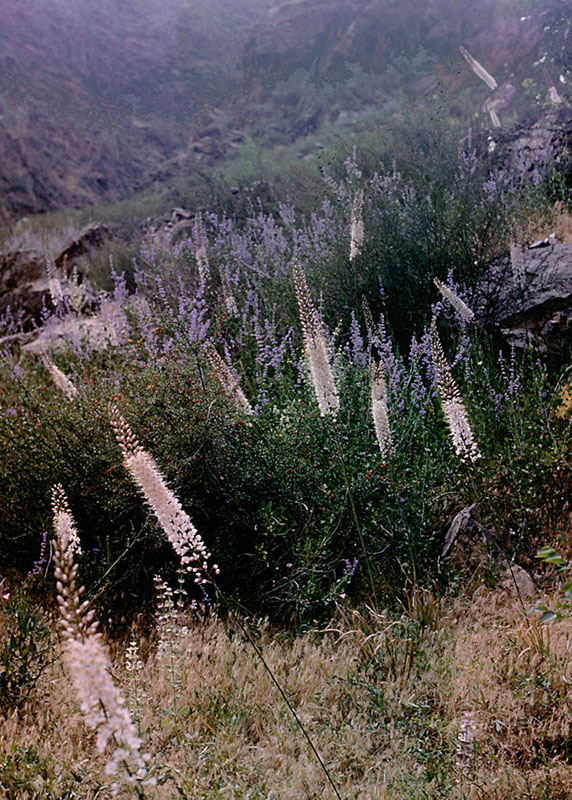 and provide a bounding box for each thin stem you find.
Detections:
[216,588,343,800]
[333,425,379,608]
